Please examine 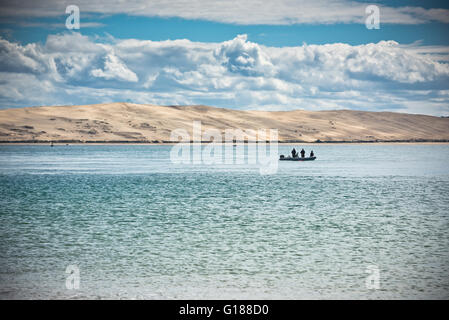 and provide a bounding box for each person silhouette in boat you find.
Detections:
[291,148,298,158]
[310,150,314,157]
[300,148,306,158]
